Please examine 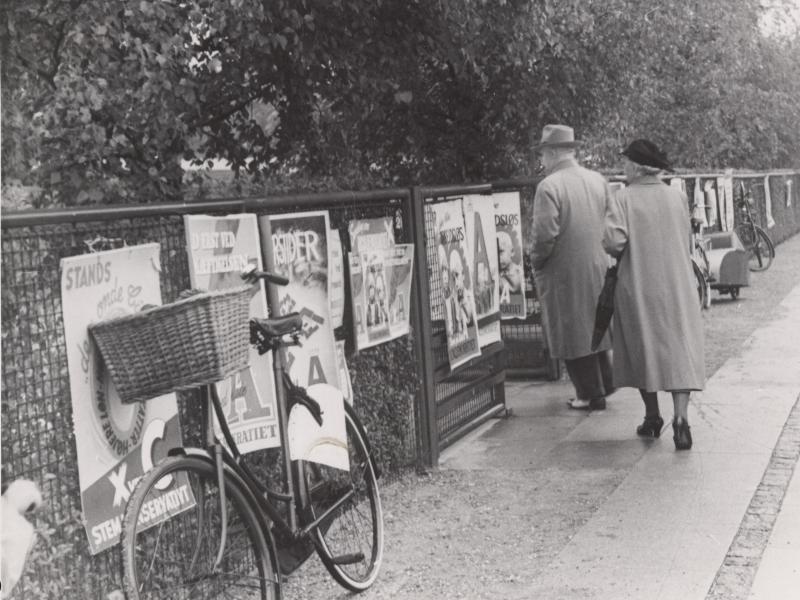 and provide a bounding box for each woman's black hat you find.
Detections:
[621,139,673,172]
